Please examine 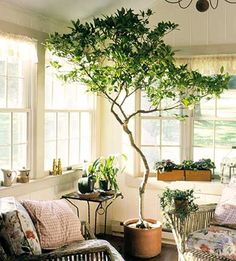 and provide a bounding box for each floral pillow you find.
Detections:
[212,186,236,229]
[21,199,84,250]
[0,197,41,257]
